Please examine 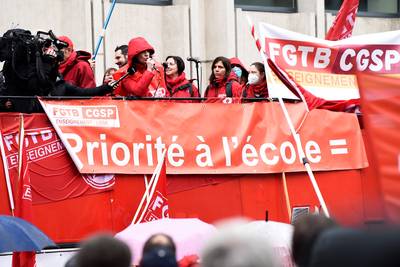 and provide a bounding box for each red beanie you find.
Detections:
[58,36,74,49]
